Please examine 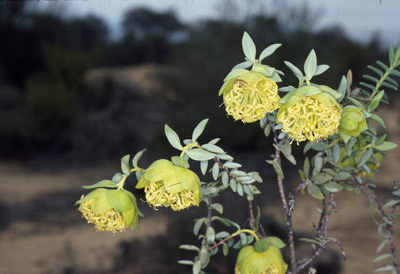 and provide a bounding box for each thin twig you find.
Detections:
[202,197,213,247]
[248,199,256,230]
[272,127,296,273]
[296,194,345,273]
